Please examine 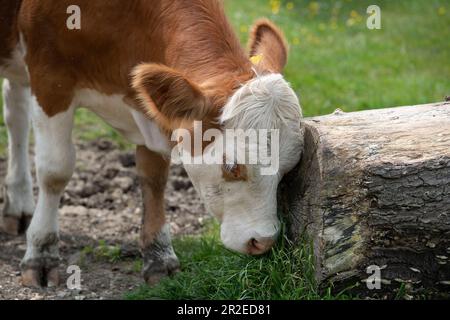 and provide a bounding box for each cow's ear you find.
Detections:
[131,63,212,129]
[248,19,289,74]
